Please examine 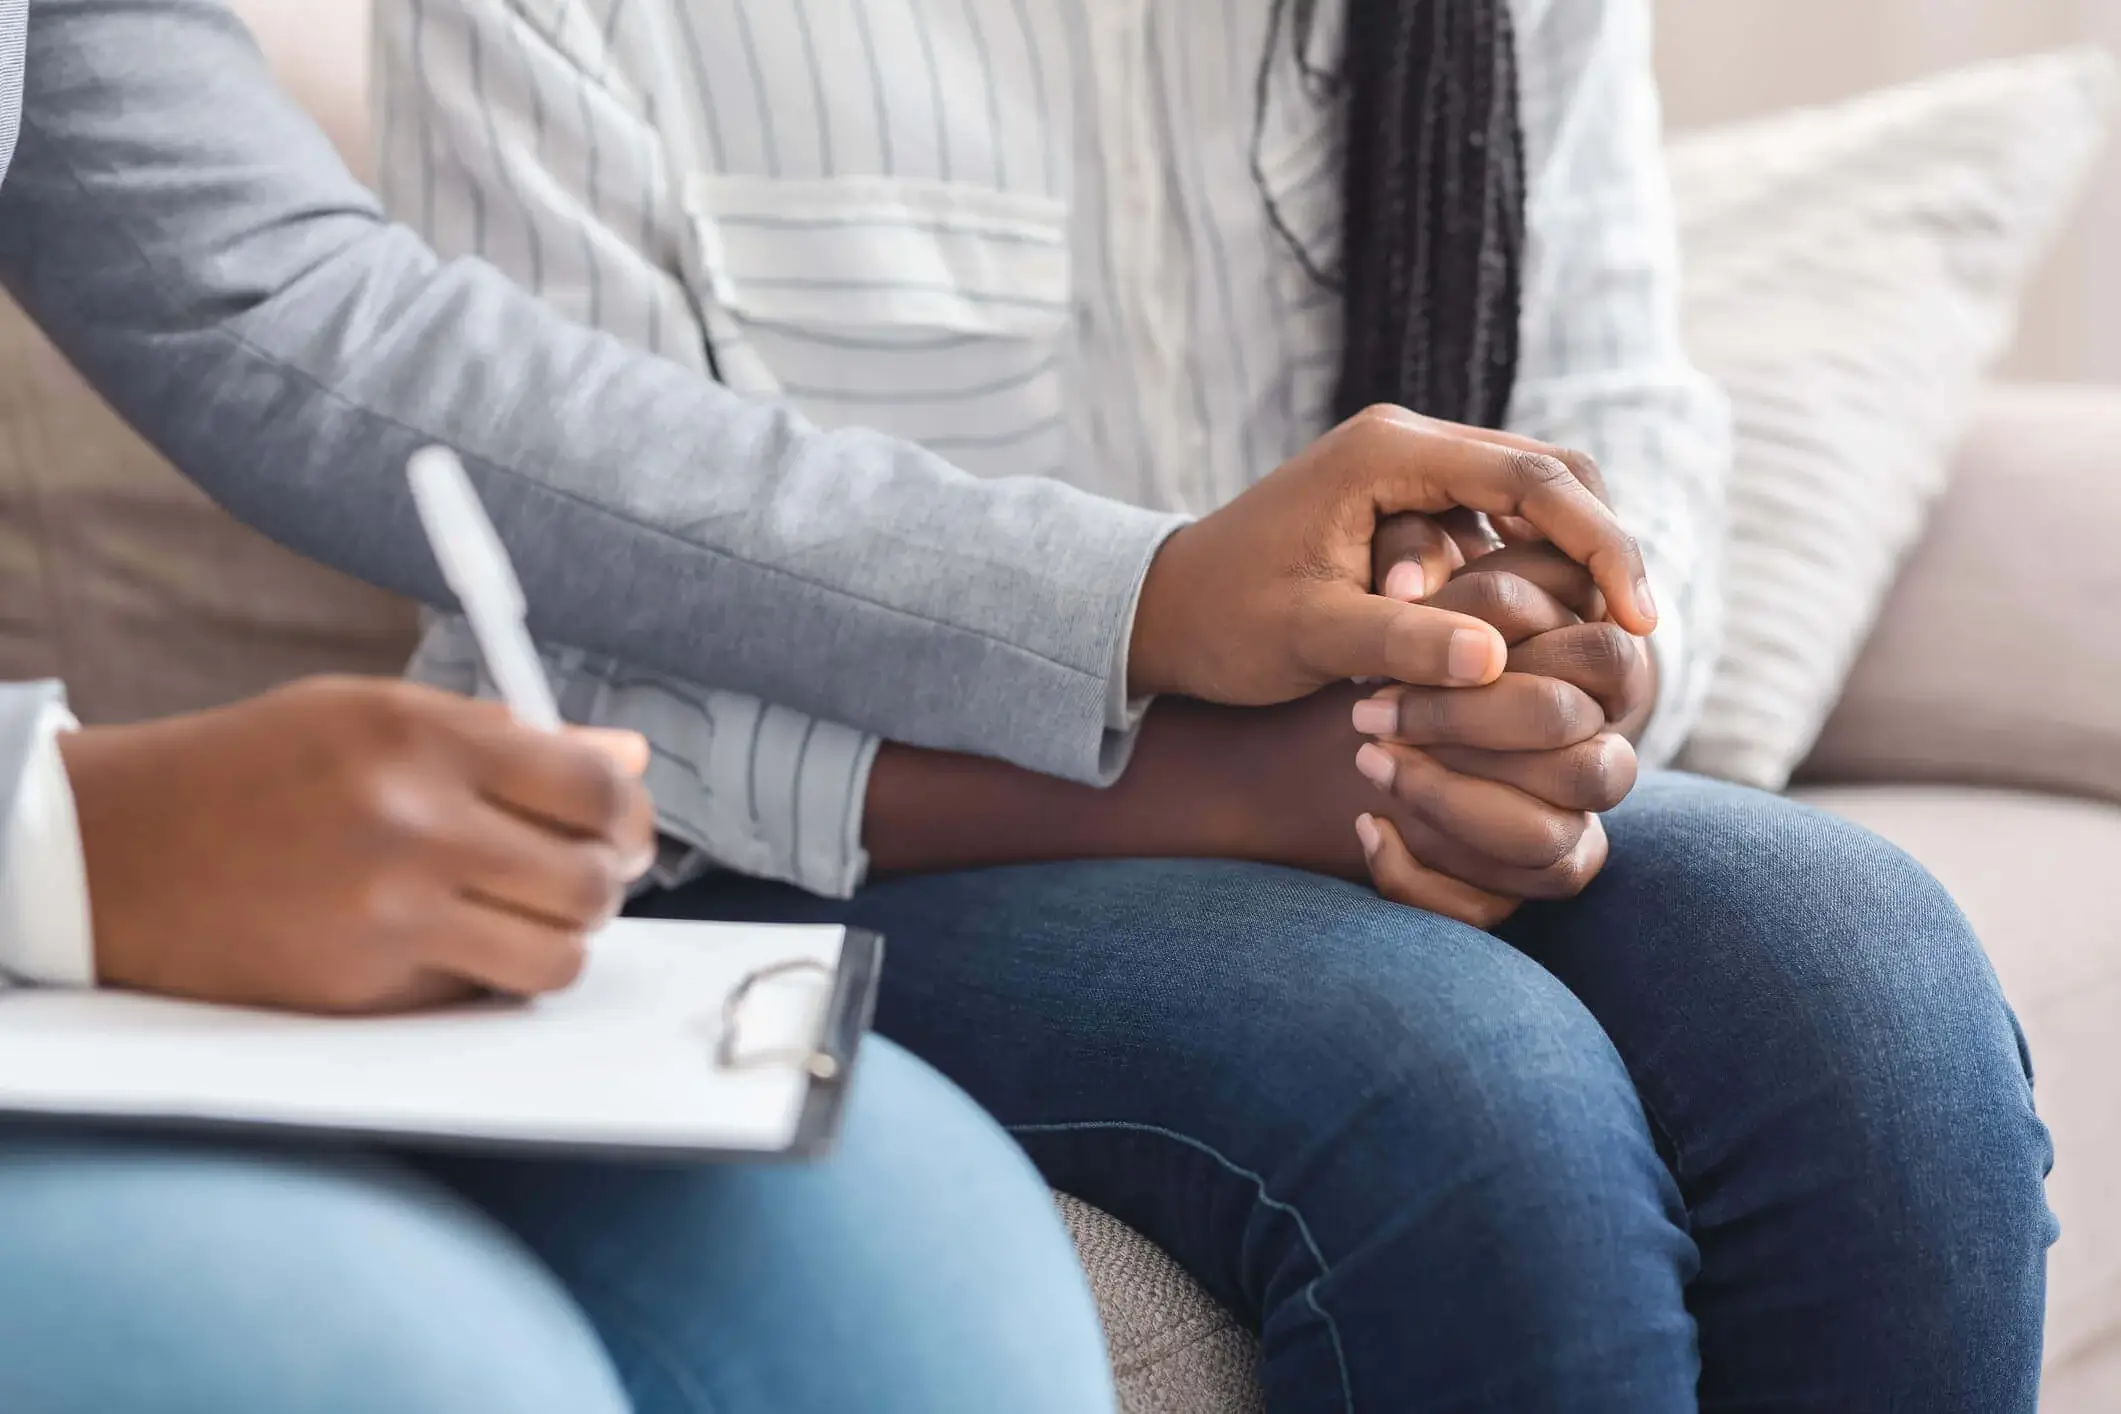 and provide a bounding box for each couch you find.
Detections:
[0,3,2114,1410]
